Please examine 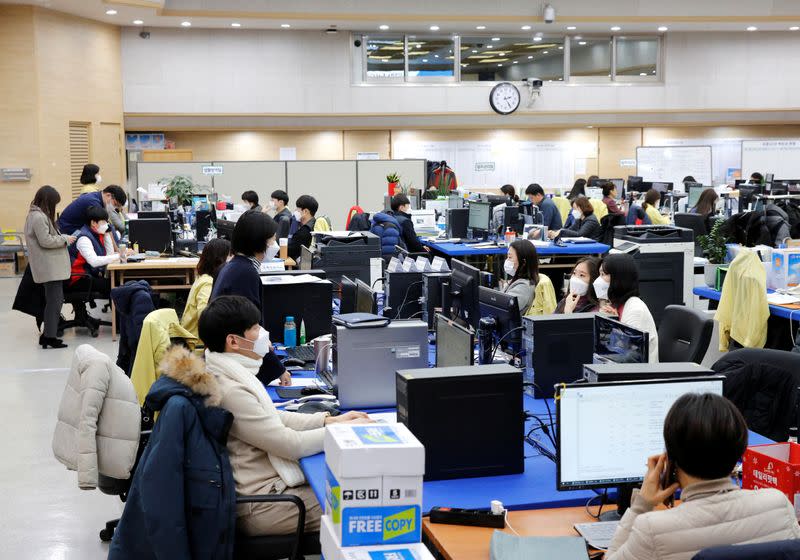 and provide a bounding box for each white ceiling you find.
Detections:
[6,0,800,33]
